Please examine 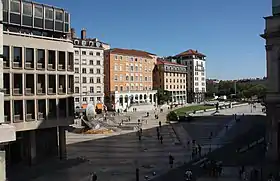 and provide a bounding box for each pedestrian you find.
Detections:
[187,140,190,149]
[90,172,97,181]
[157,132,160,140]
[138,132,142,141]
[169,153,174,168]
[159,121,162,128]
[225,125,228,131]
[198,144,202,157]
[140,128,143,134]
[156,127,159,133]
[160,135,163,144]
[138,119,140,125]
[128,116,131,122]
